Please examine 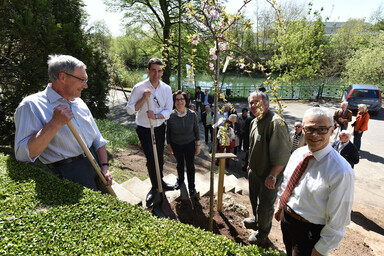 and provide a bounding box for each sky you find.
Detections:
[83,0,384,37]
